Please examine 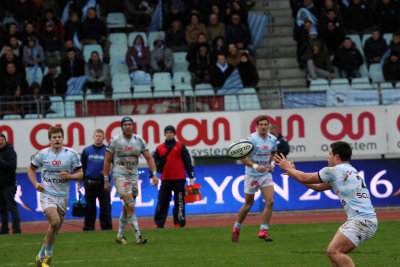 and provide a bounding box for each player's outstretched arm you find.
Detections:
[274,153,320,184]
[240,157,267,173]
[304,183,332,192]
[143,150,159,186]
[27,165,43,192]
[103,151,113,192]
